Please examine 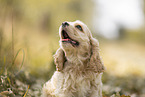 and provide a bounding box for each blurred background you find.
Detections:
[0,0,145,96]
